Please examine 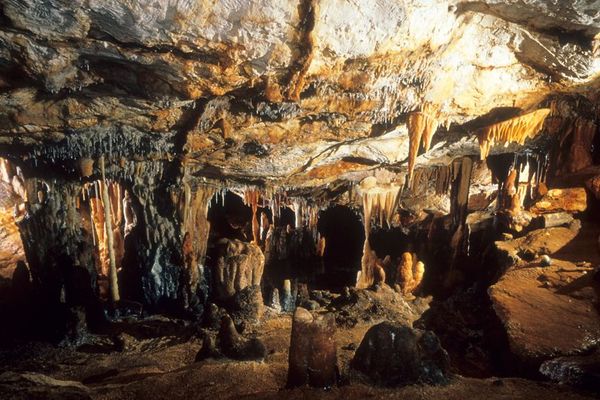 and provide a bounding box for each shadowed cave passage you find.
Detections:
[316,205,365,291]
